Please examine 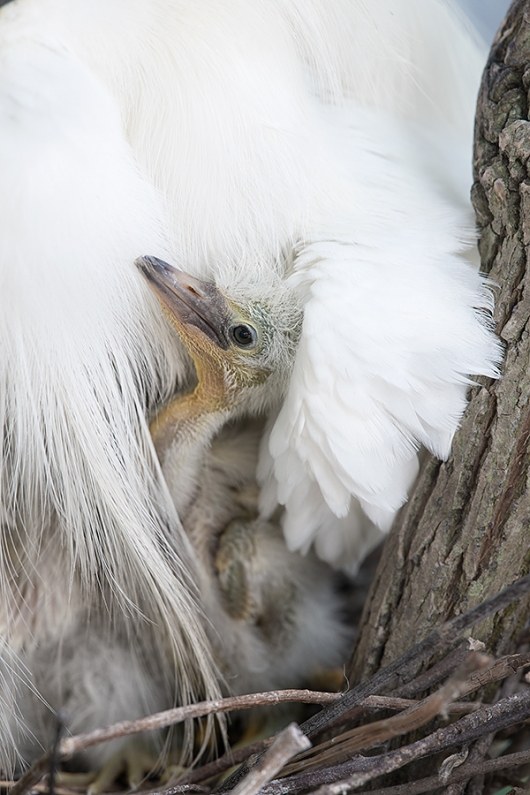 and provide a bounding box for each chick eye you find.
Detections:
[229,323,258,348]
